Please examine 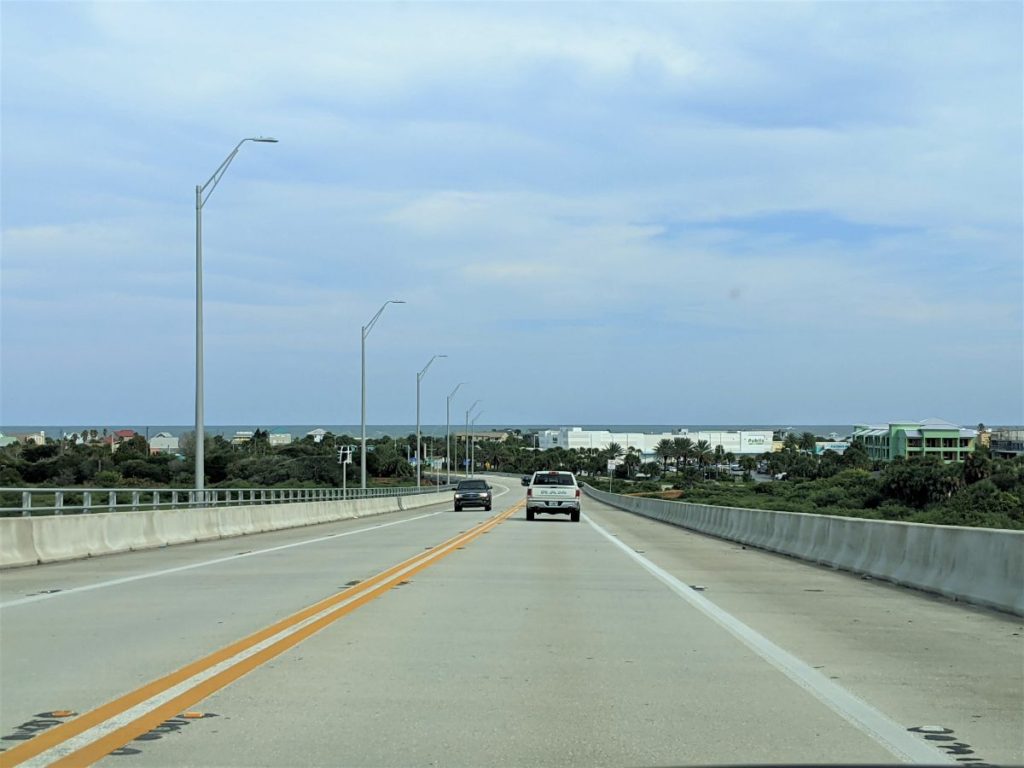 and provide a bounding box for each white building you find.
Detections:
[537,427,773,457]
[148,432,179,454]
[269,432,293,446]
